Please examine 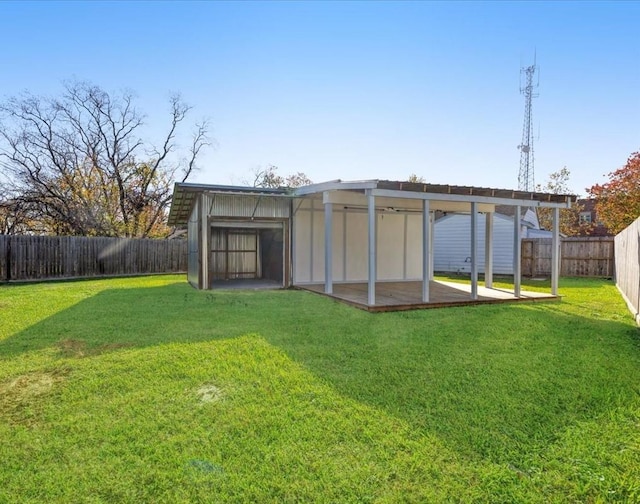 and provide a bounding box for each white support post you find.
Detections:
[513,205,522,298]
[367,191,376,306]
[291,203,297,285]
[485,211,494,289]
[470,202,478,300]
[342,211,347,282]
[309,202,314,282]
[429,212,435,280]
[422,200,430,303]
[551,207,560,296]
[324,198,333,294]
[403,214,408,280]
